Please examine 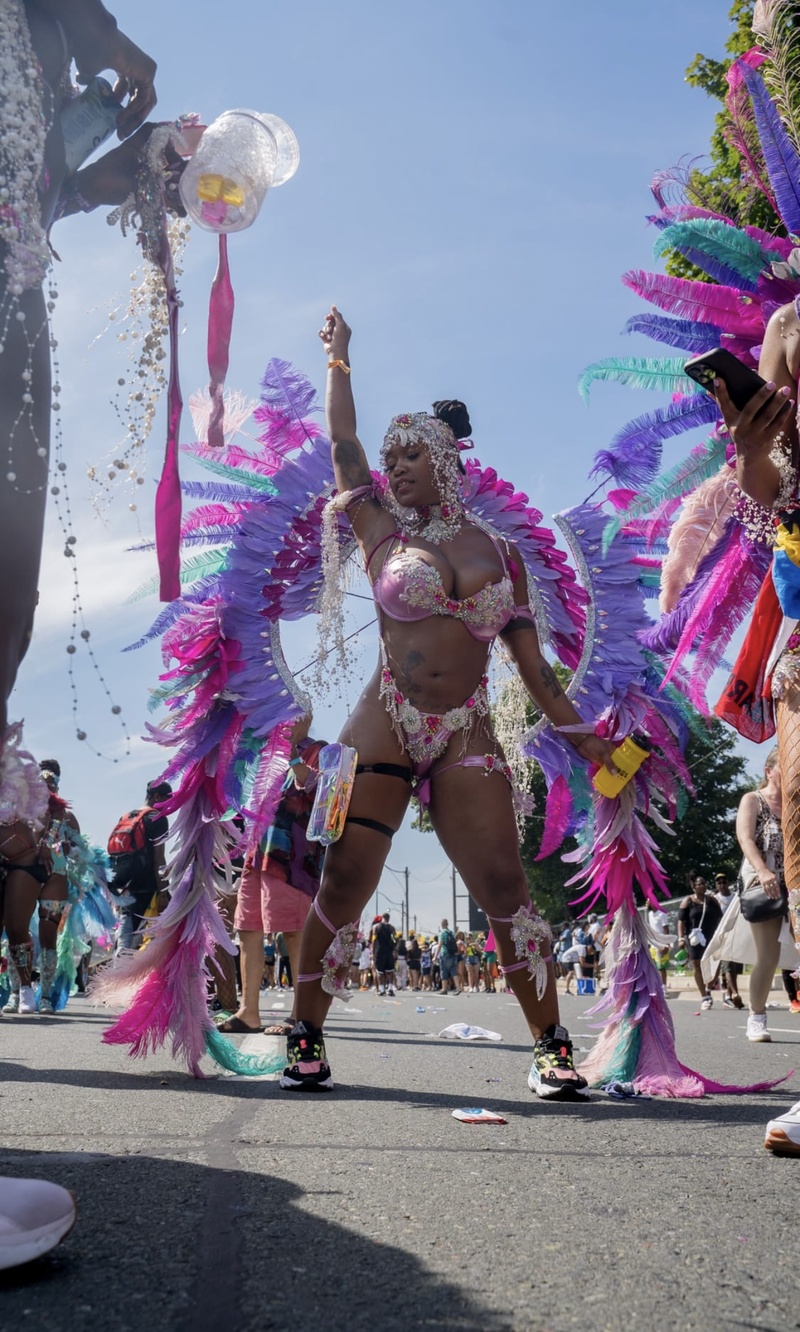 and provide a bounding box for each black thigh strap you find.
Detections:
[346,815,396,840]
[355,762,413,783]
